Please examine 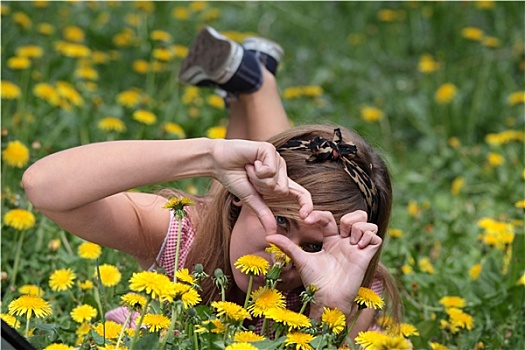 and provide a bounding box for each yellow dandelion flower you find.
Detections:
[451,176,465,196]
[378,334,412,349]
[75,66,98,80]
[206,125,227,139]
[377,315,395,329]
[435,83,457,104]
[172,6,190,20]
[78,242,102,259]
[175,268,195,285]
[63,25,85,42]
[13,11,32,30]
[163,197,194,213]
[507,91,525,105]
[98,117,126,133]
[439,296,467,308]
[182,86,201,104]
[19,285,44,296]
[401,265,413,275]
[2,140,30,168]
[321,308,346,335]
[132,109,156,125]
[181,287,201,309]
[43,343,75,350]
[284,331,314,350]
[142,313,170,332]
[248,287,286,317]
[33,83,60,105]
[396,323,420,337]
[151,30,171,42]
[448,137,461,148]
[16,45,44,58]
[446,307,474,331]
[482,36,500,48]
[461,27,484,41]
[163,122,186,138]
[476,1,495,9]
[116,89,142,108]
[516,273,525,286]
[418,257,435,274]
[7,56,31,70]
[70,304,97,323]
[265,244,291,265]
[207,95,225,109]
[418,54,440,73]
[469,263,482,280]
[37,22,54,35]
[429,342,450,350]
[93,320,122,339]
[3,208,35,230]
[76,321,91,337]
[94,264,121,287]
[211,301,251,322]
[387,228,403,238]
[92,51,110,64]
[129,271,176,302]
[121,293,147,310]
[302,85,323,97]
[153,47,174,61]
[8,295,52,319]
[265,308,311,330]
[378,8,401,22]
[1,4,10,16]
[407,200,420,217]
[1,80,21,99]
[355,330,387,349]
[234,330,265,343]
[54,41,91,58]
[485,130,524,145]
[487,152,505,167]
[225,343,258,350]
[354,287,384,310]
[49,268,76,291]
[172,44,188,58]
[360,106,384,122]
[1,313,21,329]
[56,81,83,106]
[234,255,270,276]
[207,318,226,334]
[78,280,94,290]
[132,59,149,74]
[98,344,129,350]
